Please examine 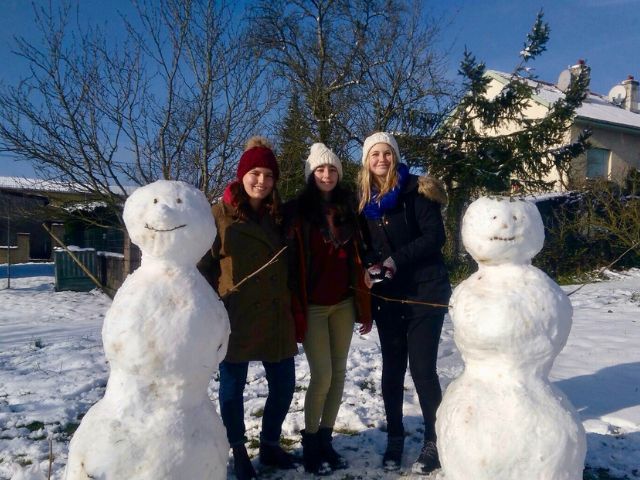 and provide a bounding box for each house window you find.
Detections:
[586,148,610,178]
